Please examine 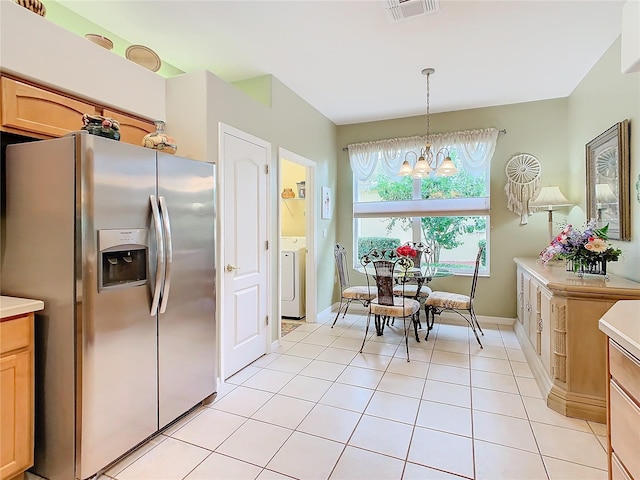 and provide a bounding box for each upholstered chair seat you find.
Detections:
[370,297,420,318]
[425,291,469,309]
[343,285,376,300]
